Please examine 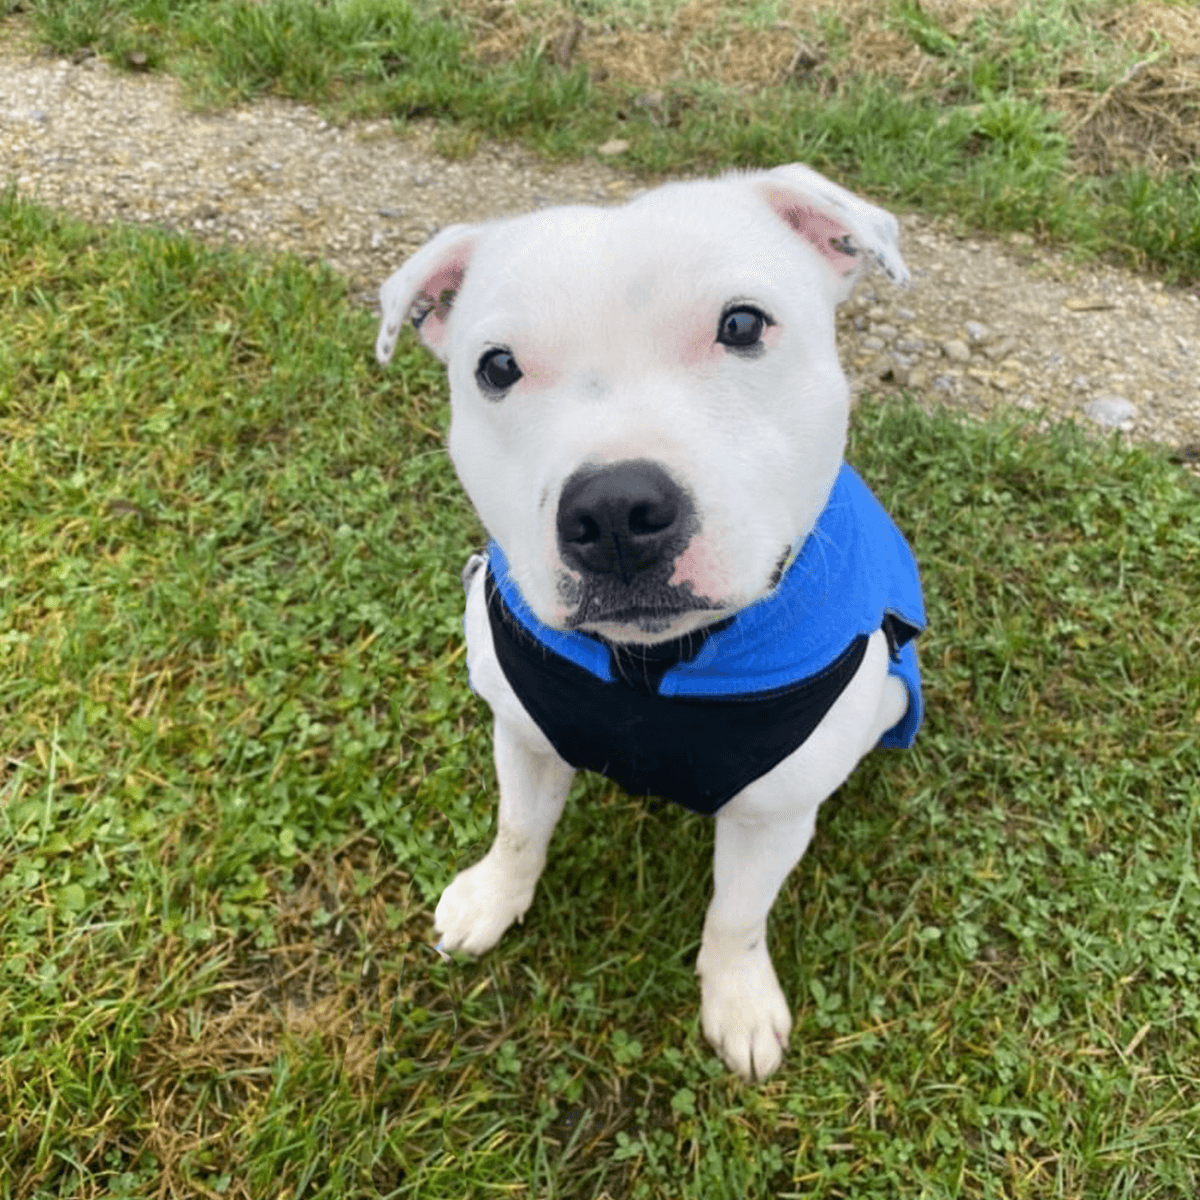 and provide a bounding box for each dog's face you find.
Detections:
[377,166,907,645]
